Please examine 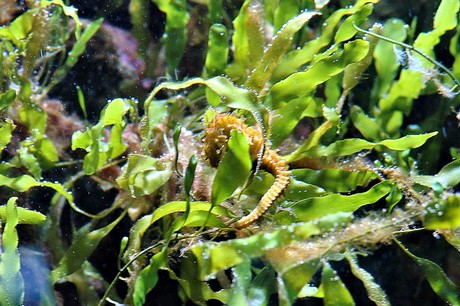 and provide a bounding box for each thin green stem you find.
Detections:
[51,159,125,219]
[53,160,83,167]
[392,227,425,235]
[97,242,165,306]
[353,23,460,89]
